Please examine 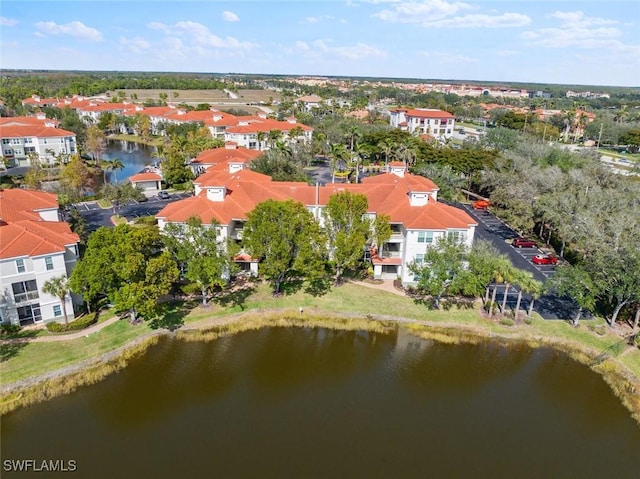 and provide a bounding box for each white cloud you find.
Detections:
[521,10,637,52]
[291,39,386,60]
[147,21,257,50]
[34,21,103,41]
[374,0,472,23]
[429,13,530,28]
[418,51,479,63]
[497,50,518,57]
[119,36,151,54]
[373,1,530,28]
[1,16,18,27]
[222,11,239,22]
